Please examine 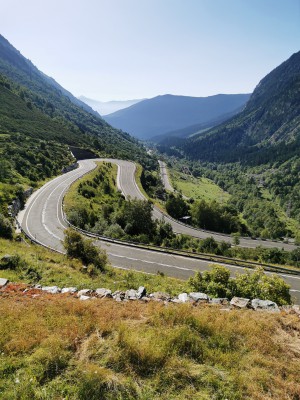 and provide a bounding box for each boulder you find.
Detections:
[41,286,61,294]
[61,287,78,294]
[178,293,190,303]
[95,288,112,298]
[112,291,125,302]
[0,278,9,288]
[251,299,280,312]
[137,286,146,299]
[150,292,171,301]
[79,295,91,301]
[230,297,250,309]
[125,289,138,300]
[292,305,300,316]
[77,289,93,297]
[189,292,209,302]
[210,298,229,305]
